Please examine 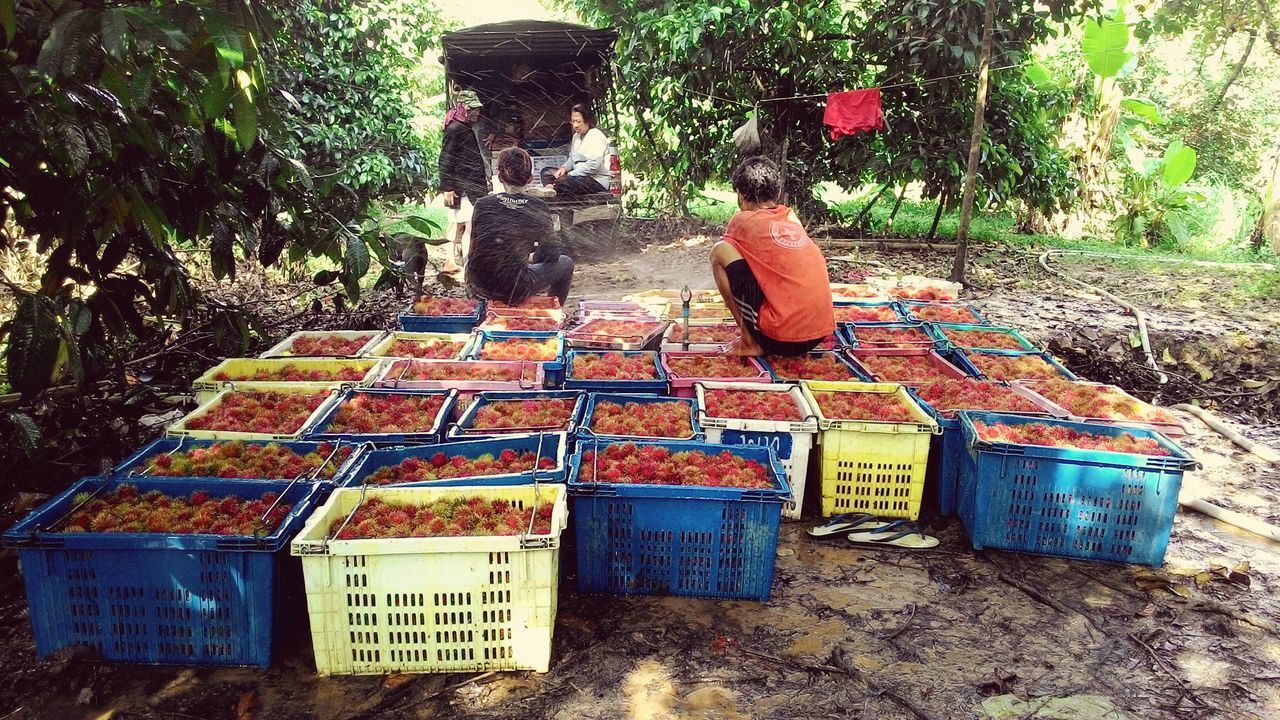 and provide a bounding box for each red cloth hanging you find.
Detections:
[823,88,884,140]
